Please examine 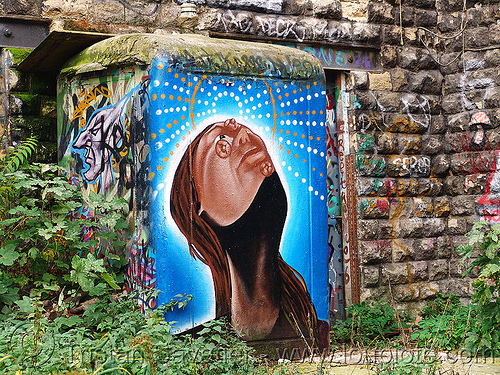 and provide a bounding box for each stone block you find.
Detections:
[396,178,419,196]
[357,133,377,154]
[313,0,342,19]
[430,115,446,134]
[447,216,470,236]
[351,71,368,90]
[451,195,477,216]
[376,132,397,154]
[419,282,440,300]
[436,0,470,12]
[441,93,465,114]
[407,70,443,95]
[484,87,500,109]
[397,217,445,238]
[395,134,421,154]
[412,197,435,218]
[447,112,470,133]
[431,154,450,177]
[5,0,41,16]
[352,91,377,111]
[358,219,381,240]
[357,154,386,177]
[466,5,495,27]
[465,27,490,48]
[383,25,402,45]
[381,263,410,285]
[439,52,462,75]
[359,197,390,219]
[434,197,451,217]
[386,155,431,178]
[435,236,452,259]
[414,9,437,28]
[437,12,463,33]
[485,49,500,69]
[392,239,412,262]
[444,176,465,196]
[411,238,438,260]
[393,5,414,27]
[421,135,443,155]
[428,259,449,280]
[357,177,397,197]
[380,46,398,69]
[374,91,401,112]
[463,173,488,195]
[384,114,429,134]
[410,261,429,282]
[393,284,420,302]
[369,72,392,91]
[449,151,494,174]
[367,2,393,24]
[391,68,407,91]
[437,278,472,297]
[362,265,381,287]
[418,178,444,196]
[360,239,393,265]
[342,0,368,22]
[398,46,438,71]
